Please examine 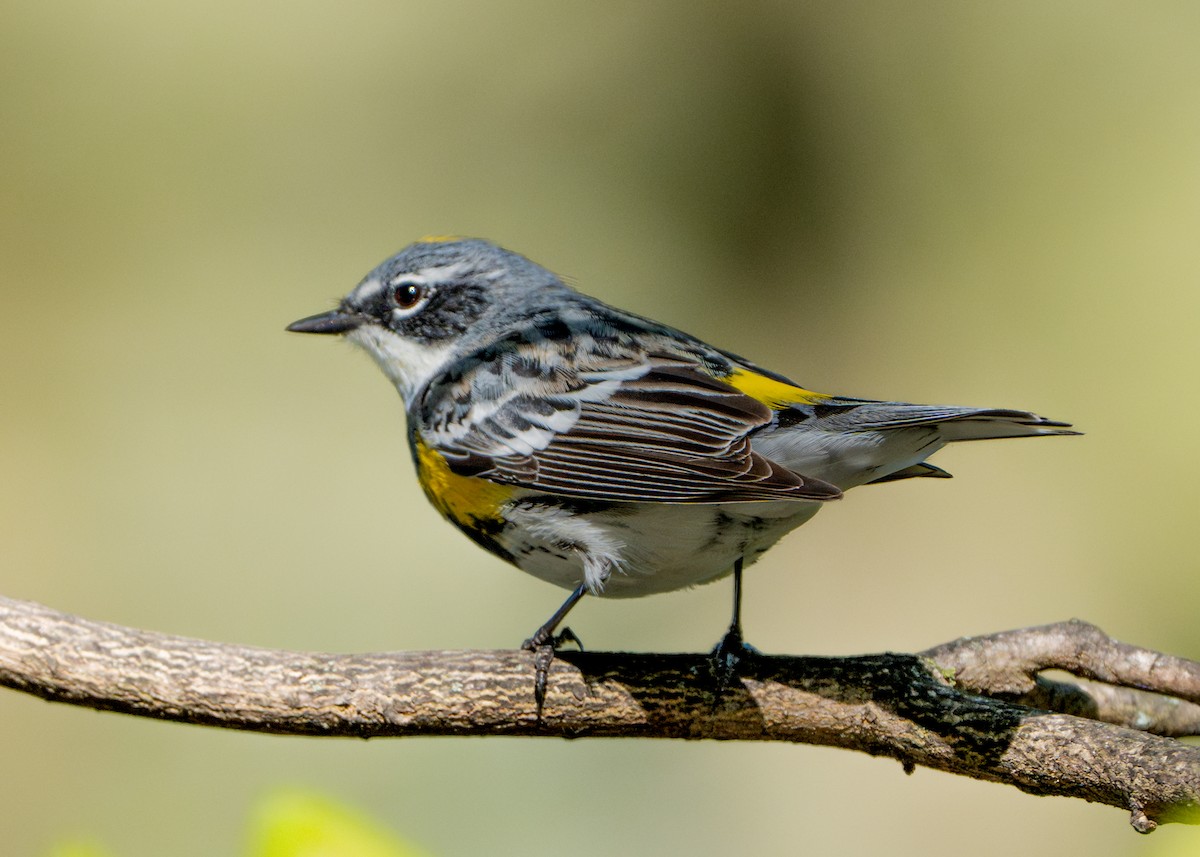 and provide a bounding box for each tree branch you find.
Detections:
[2,595,1198,832]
